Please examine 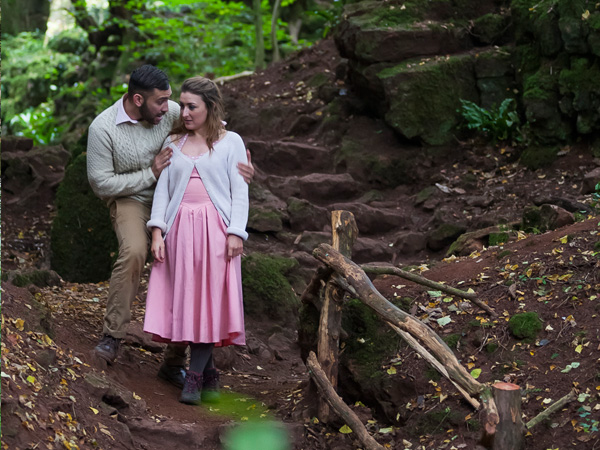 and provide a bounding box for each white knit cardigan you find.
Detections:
[147,132,249,240]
